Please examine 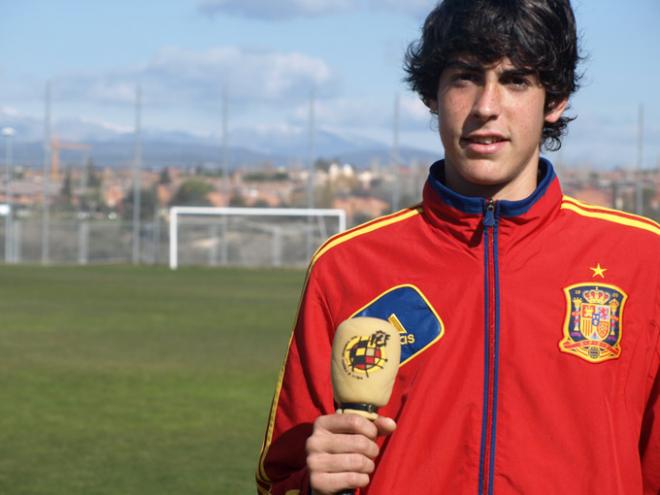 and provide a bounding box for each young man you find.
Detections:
[257,1,660,493]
